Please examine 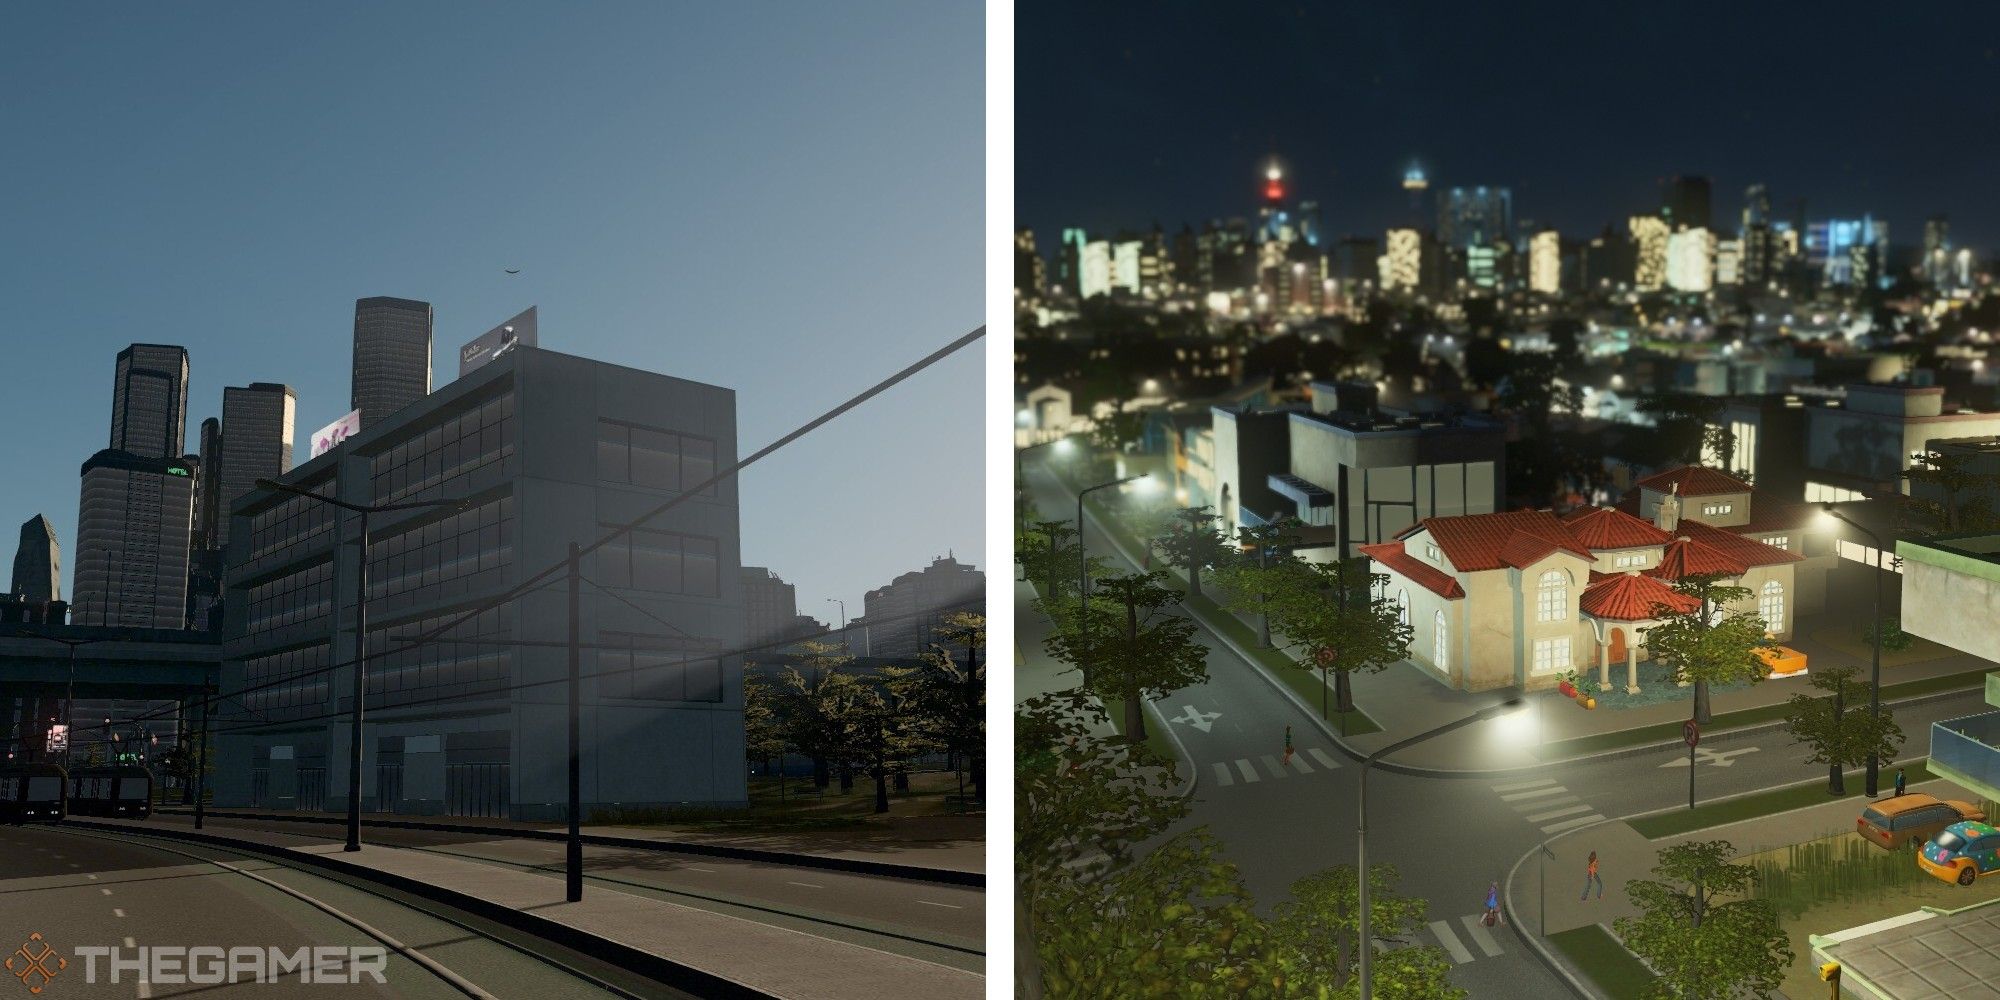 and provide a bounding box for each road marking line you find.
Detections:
[1213,762,1234,787]
[1541,814,1606,835]
[85,874,97,880]
[1429,920,1475,964]
[1500,786,1569,802]
[1235,759,1260,783]
[1260,755,1289,779]
[1289,754,1314,774]
[916,900,962,909]
[1491,777,1558,793]
[686,866,718,873]
[137,980,151,999]
[112,908,125,918]
[67,863,79,869]
[1513,794,1581,812]
[100,888,113,896]
[787,881,823,889]
[123,937,136,948]
[1524,804,1594,823]
[1459,914,1504,957]
[1308,748,1340,770]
